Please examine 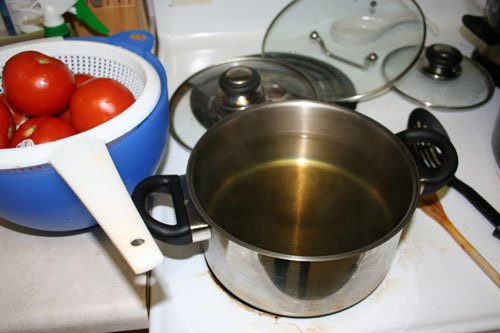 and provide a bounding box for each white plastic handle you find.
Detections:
[48,136,164,274]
